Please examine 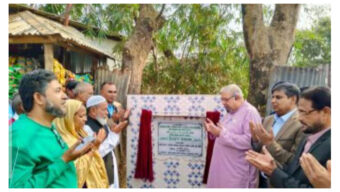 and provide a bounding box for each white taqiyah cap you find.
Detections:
[86,95,106,108]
